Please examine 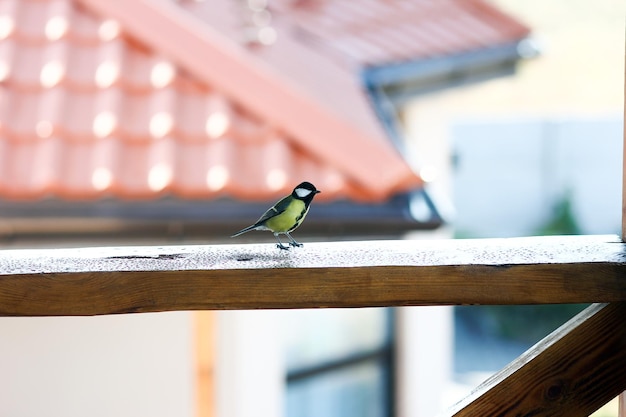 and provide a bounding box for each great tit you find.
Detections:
[231,181,321,250]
